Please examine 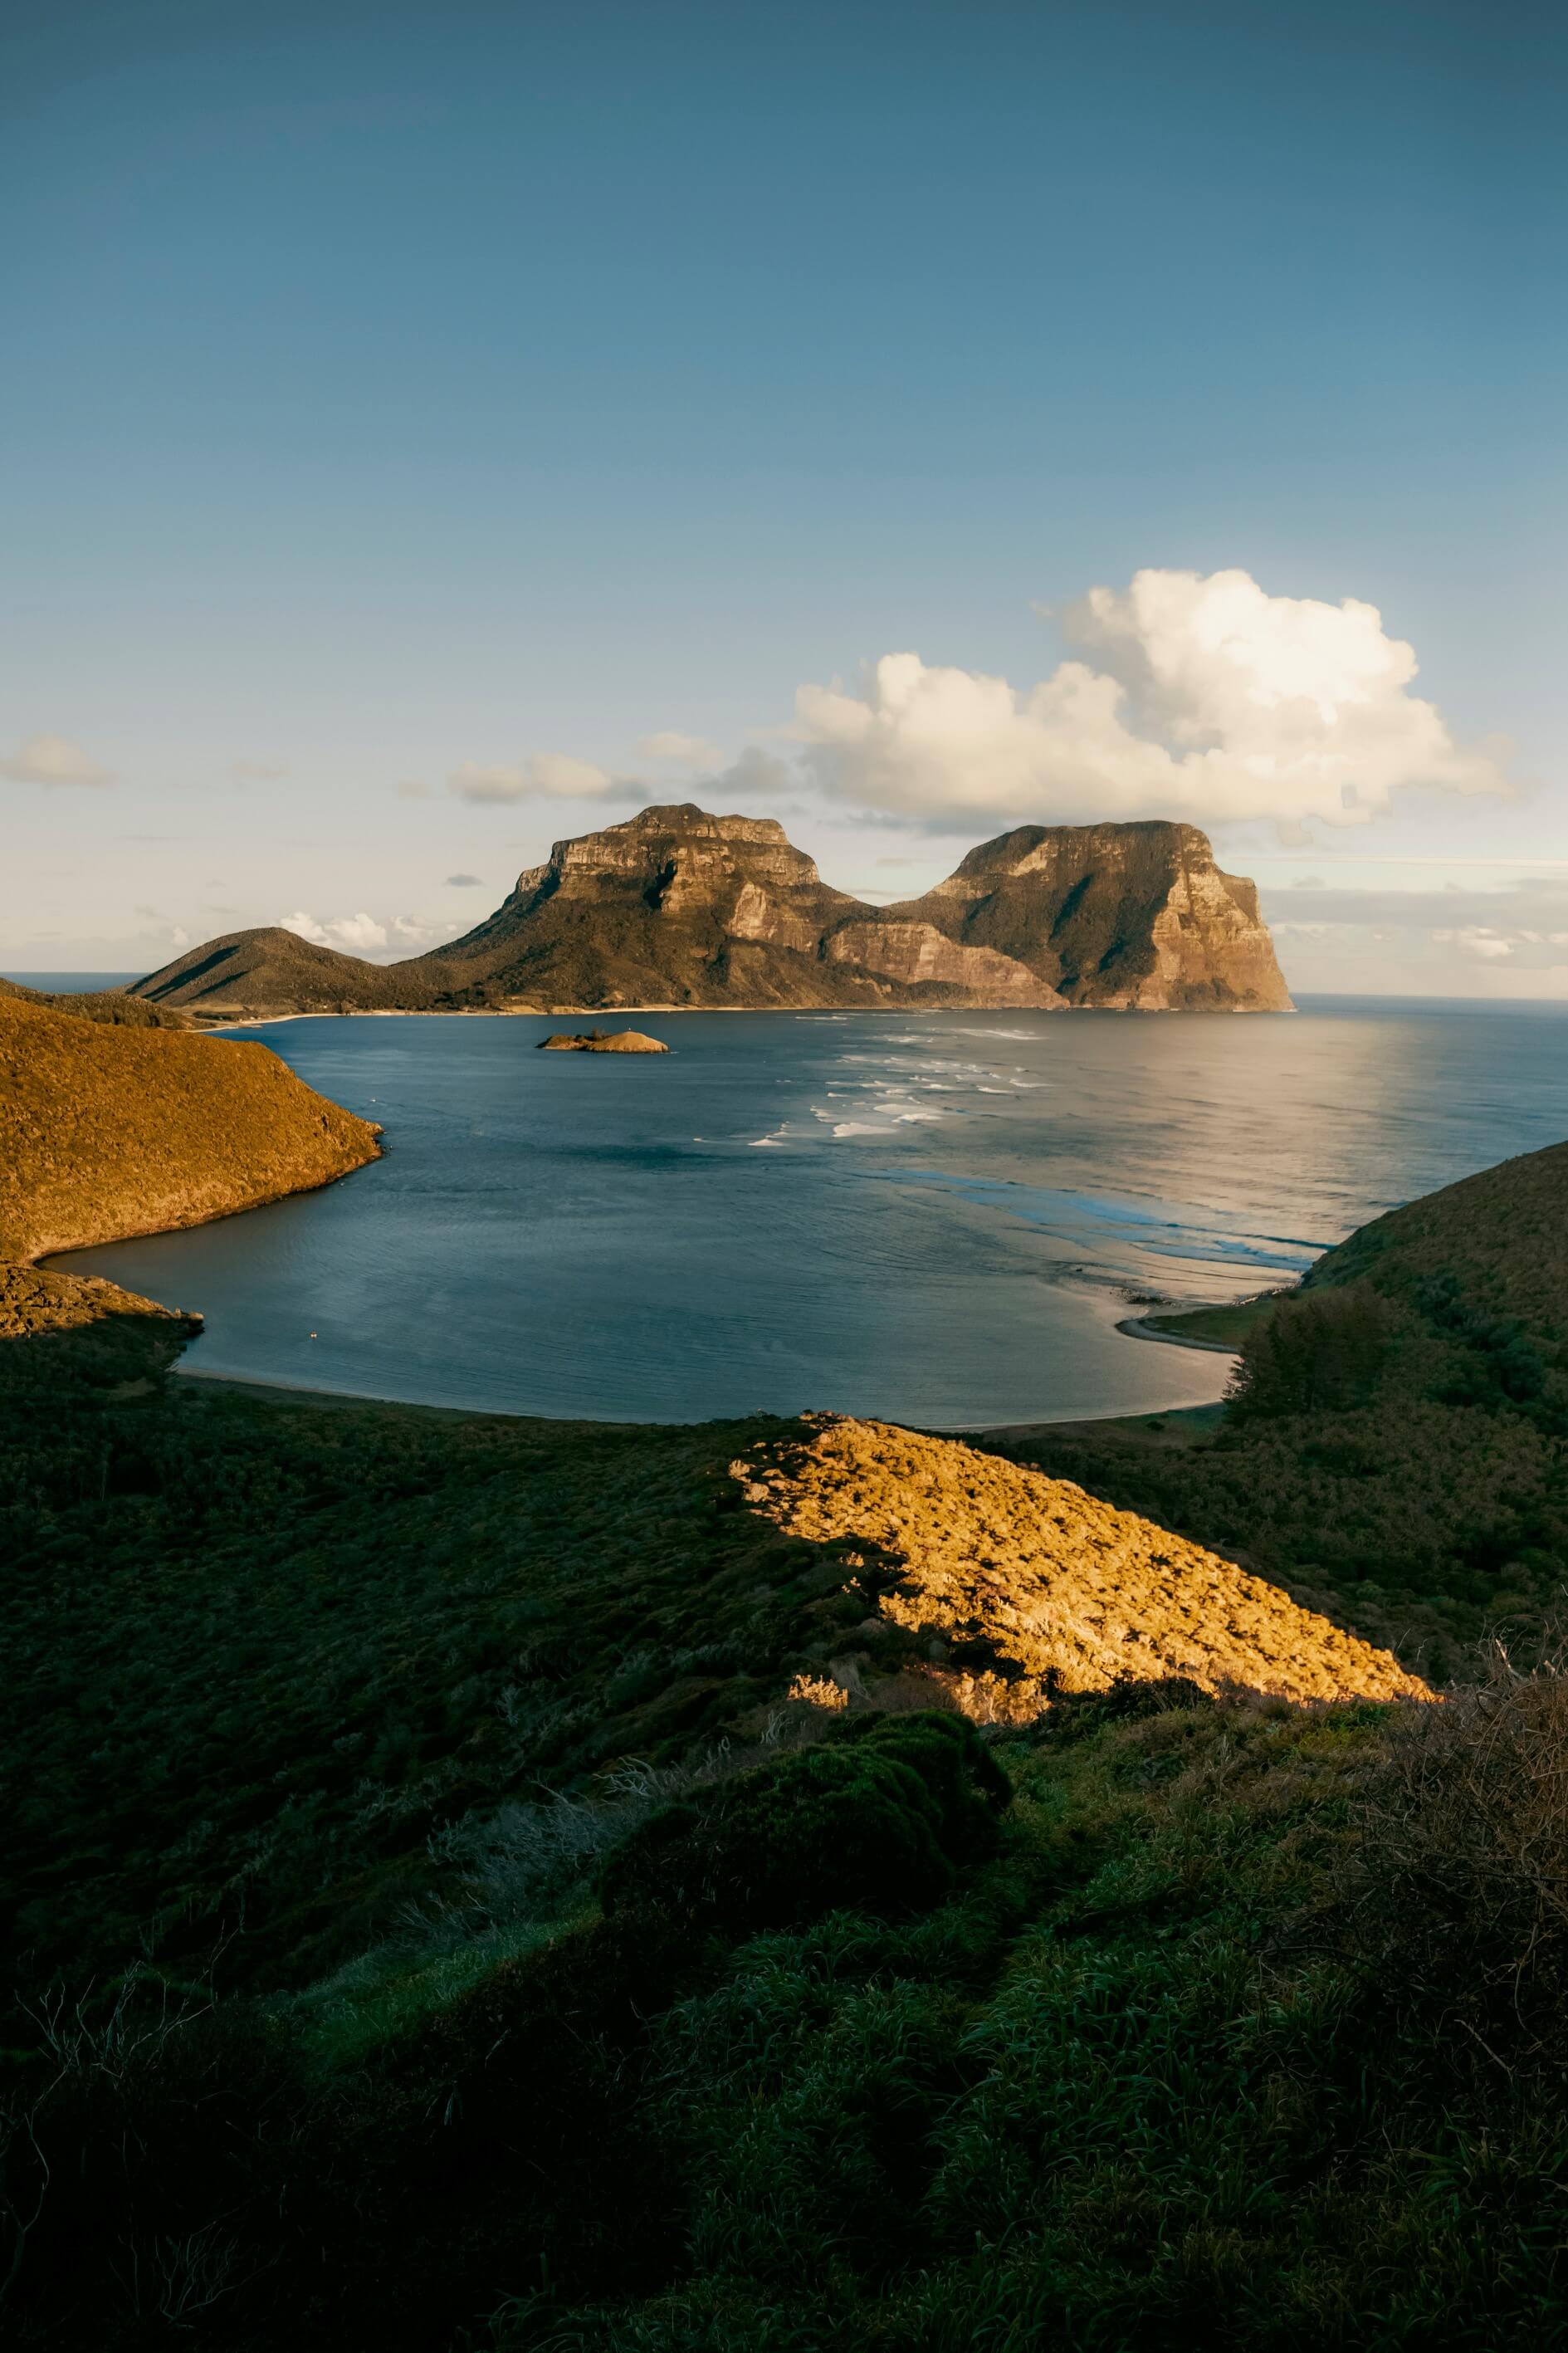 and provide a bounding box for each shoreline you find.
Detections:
[1114,1314,1240,1356]
[170,1310,1236,1436]
[29,1144,383,1276]
[197,1004,1067,1031]
[182,1003,1297,1031]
